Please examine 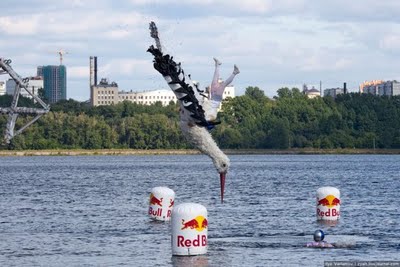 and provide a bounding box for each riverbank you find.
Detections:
[1,148,400,156]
